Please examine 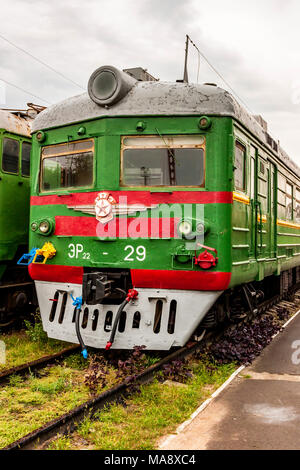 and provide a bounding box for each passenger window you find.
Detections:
[234,142,246,192]
[296,189,300,223]
[22,142,31,177]
[2,138,19,174]
[286,182,293,220]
